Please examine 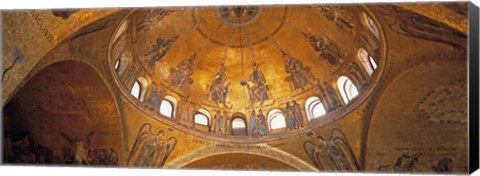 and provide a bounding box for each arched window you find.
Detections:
[195,108,211,126]
[267,109,286,130]
[338,76,359,104]
[136,77,148,102]
[194,114,209,125]
[130,81,141,99]
[305,96,327,121]
[358,48,374,76]
[362,13,380,39]
[231,117,247,136]
[160,96,177,118]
